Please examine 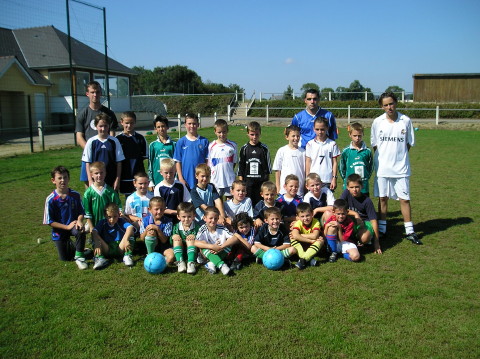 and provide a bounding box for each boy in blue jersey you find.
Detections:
[43,166,87,269]
[148,115,176,189]
[91,202,136,269]
[116,111,148,197]
[291,88,337,148]
[276,174,303,228]
[303,173,334,221]
[82,113,125,190]
[173,113,209,190]
[124,172,153,227]
[252,181,283,229]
